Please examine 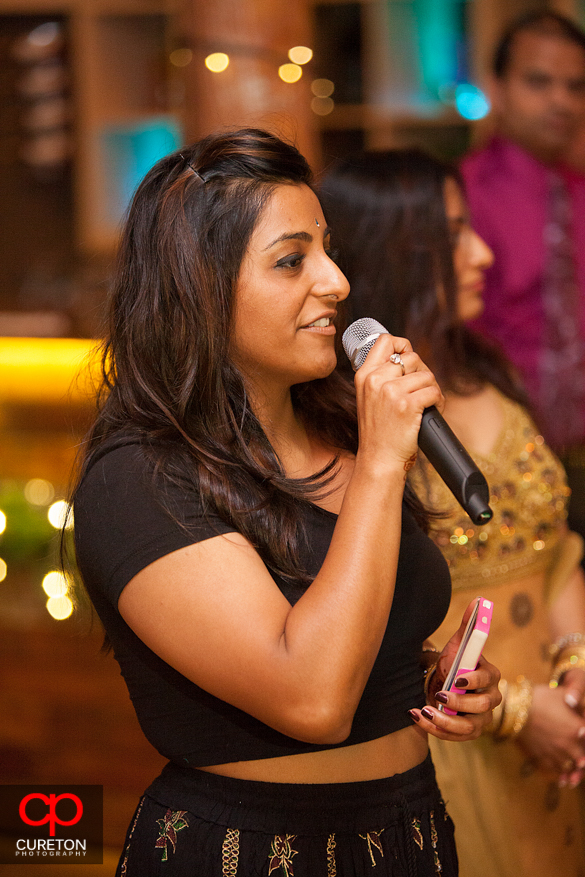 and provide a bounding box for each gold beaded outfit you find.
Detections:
[410,390,585,877]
